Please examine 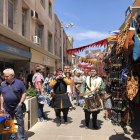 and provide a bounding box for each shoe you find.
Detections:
[57,123,61,127]
[93,125,100,130]
[85,126,89,129]
[105,119,109,121]
[65,122,68,125]
[76,103,79,106]
[80,104,83,107]
[38,118,44,122]
[105,119,111,121]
